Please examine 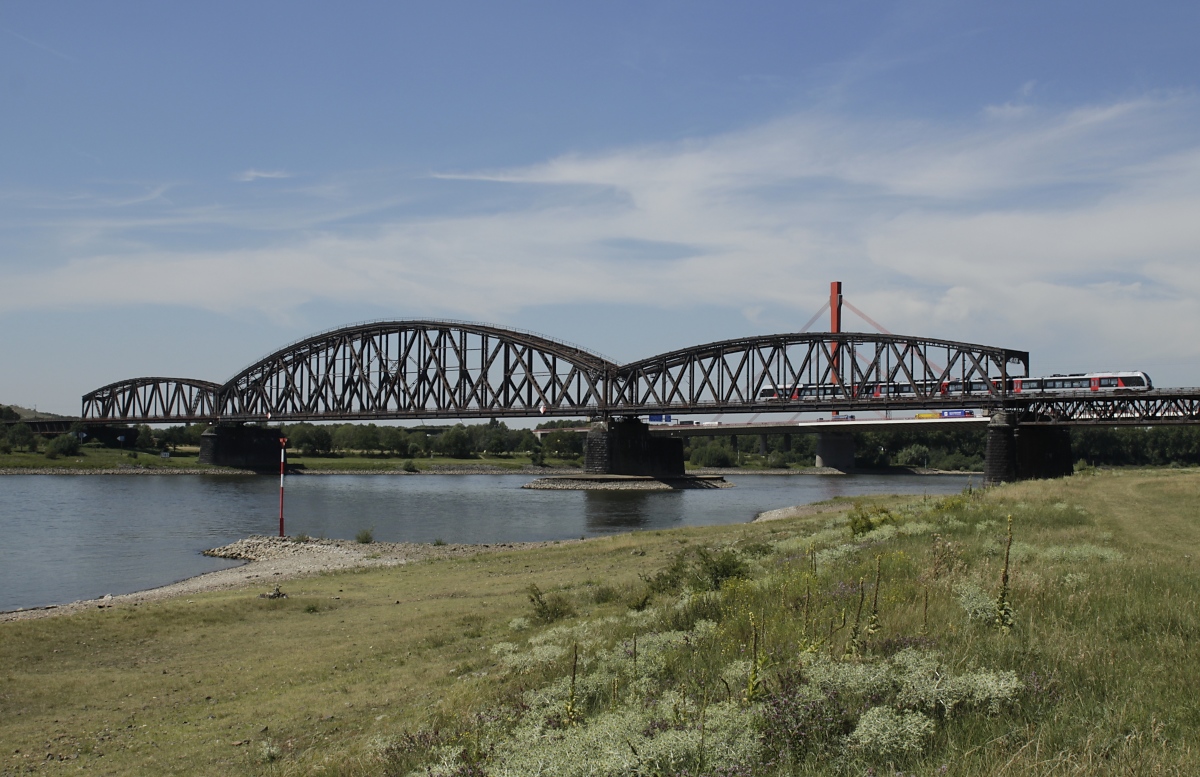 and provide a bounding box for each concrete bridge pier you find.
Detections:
[584,417,684,477]
[984,412,1074,485]
[198,424,284,470]
[815,432,855,472]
